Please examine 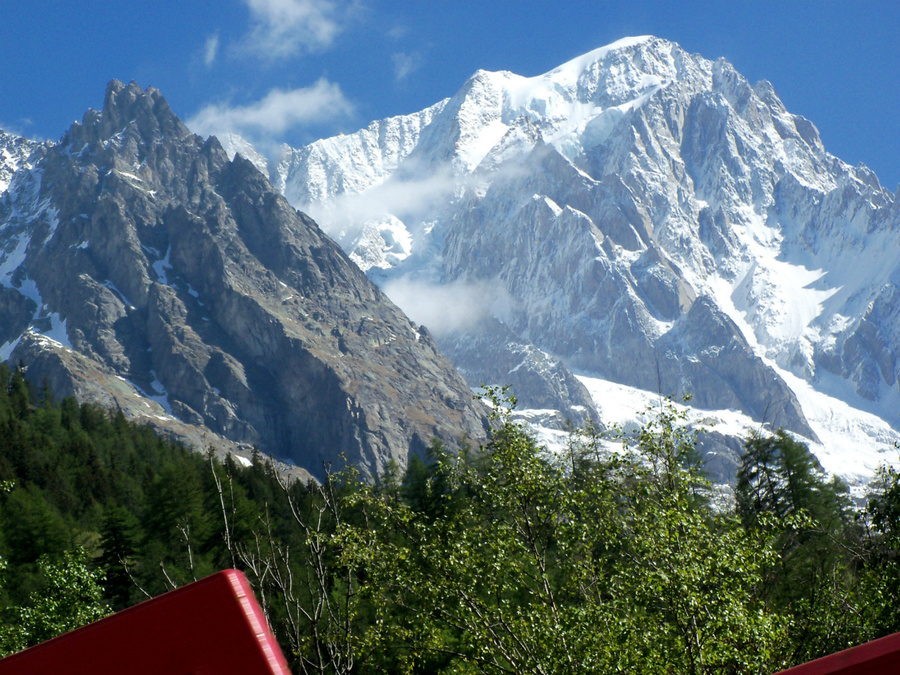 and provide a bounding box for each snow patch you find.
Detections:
[774,368,900,491]
[16,277,43,310]
[348,215,414,271]
[575,372,899,493]
[147,370,174,415]
[116,372,174,418]
[103,280,136,309]
[0,235,31,286]
[152,247,172,284]
[43,314,72,349]
[544,36,655,81]
[460,119,509,170]
[0,334,23,361]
